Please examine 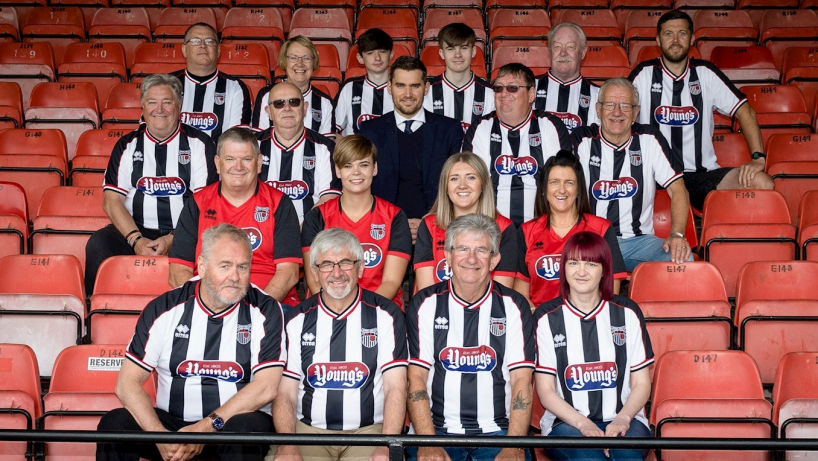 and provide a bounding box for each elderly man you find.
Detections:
[534,22,600,131]
[274,228,407,461]
[255,82,340,224]
[85,73,217,296]
[406,213,535,461]
[97,223,285,461]
[629,9,773,209]
[573,78,691,271]
[464,63,572,226]
[172,22,251,139]
[169,127,302,306]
